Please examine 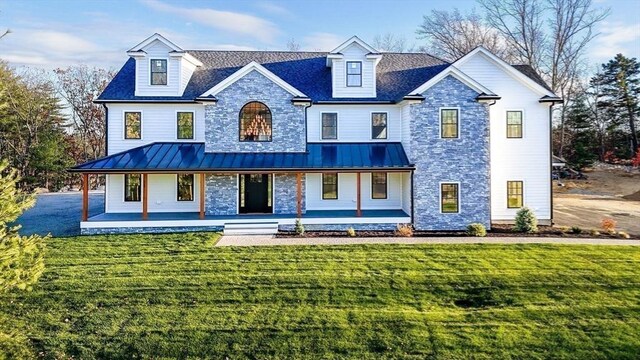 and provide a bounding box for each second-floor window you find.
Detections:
[177,174,194,201]
[124,112,141,139]
[239,102,272,142]
[440,108,459,138]
[346,61,362,87]
[150,59,167,85]
[177,112,194,139]
[507,111,523,138]
[372,112,388,139]
[322,113,338,140]
[124,174,141,202]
